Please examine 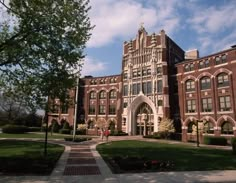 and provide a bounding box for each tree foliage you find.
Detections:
[159,117,175,133]
[0,0,93,109]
